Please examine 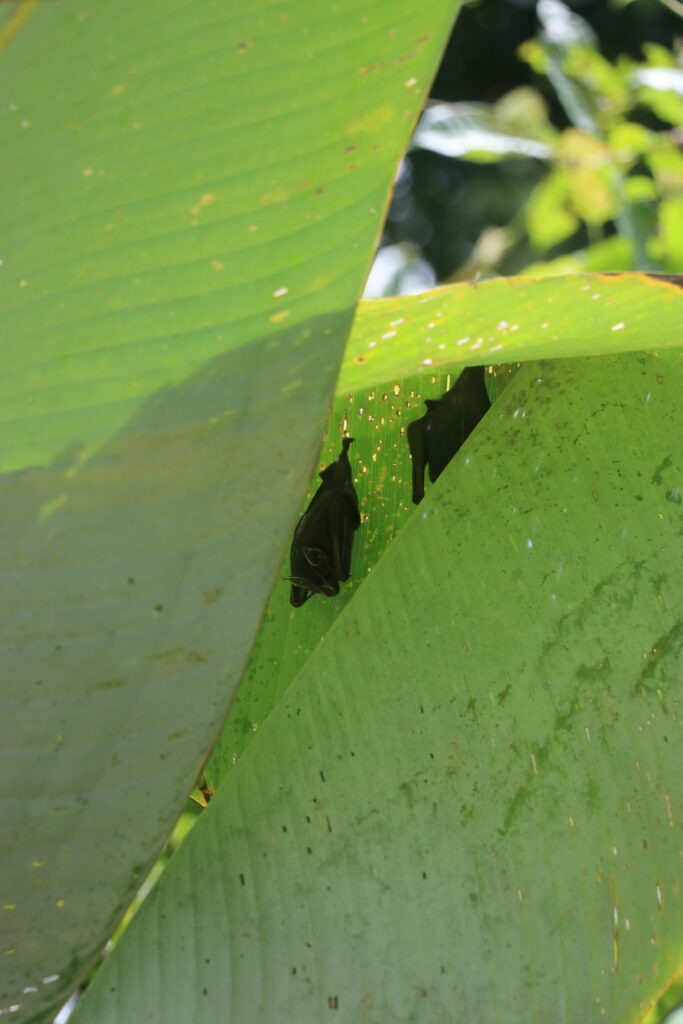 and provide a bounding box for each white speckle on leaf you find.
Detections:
[273,286,288,297]
[664,793,674,824]
[611,322,625,332]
